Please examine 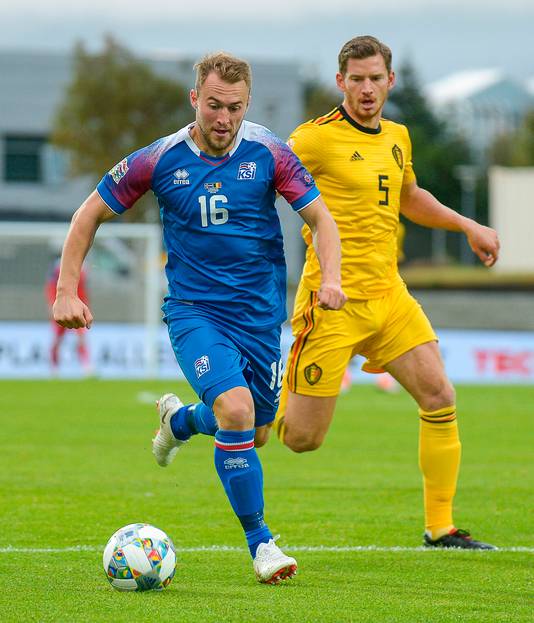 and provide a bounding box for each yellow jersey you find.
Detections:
[289,106,416,299]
